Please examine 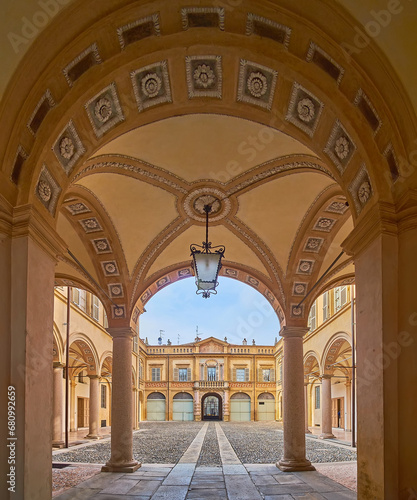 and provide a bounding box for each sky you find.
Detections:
[139,277,281,346]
